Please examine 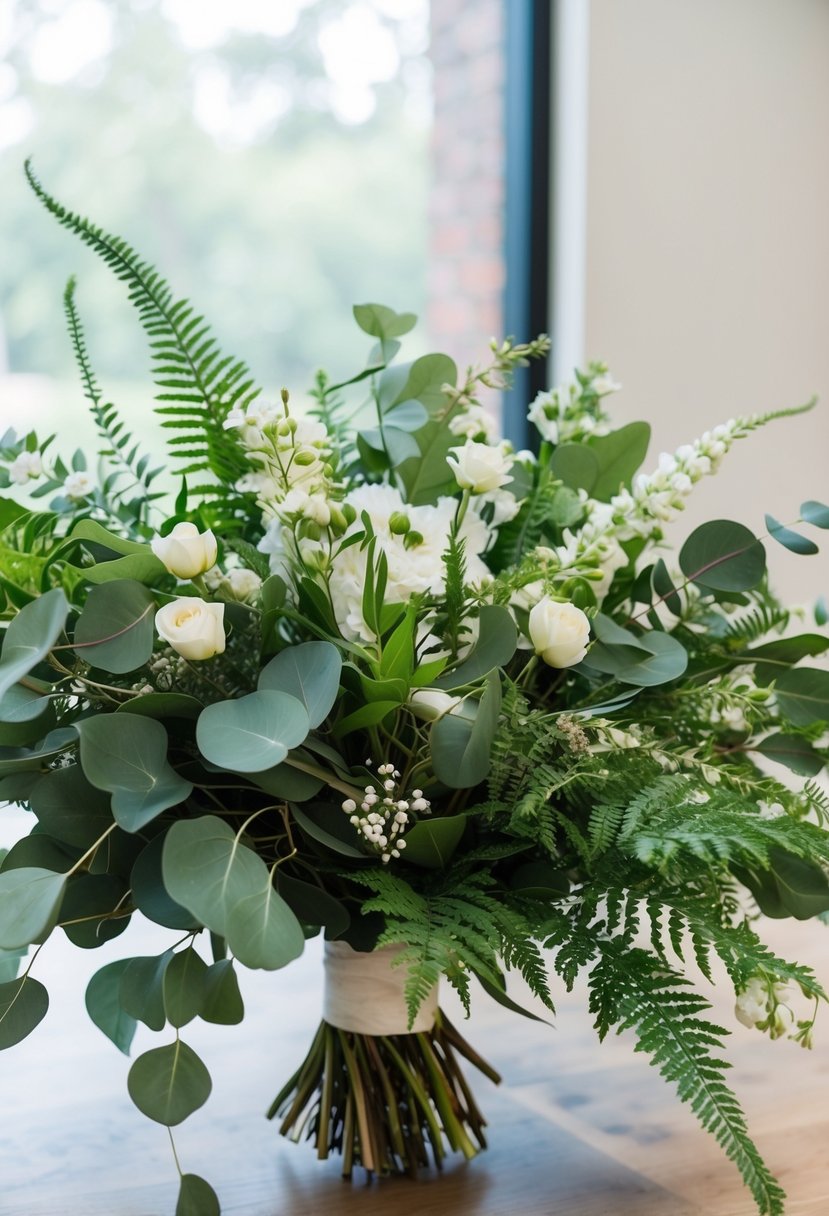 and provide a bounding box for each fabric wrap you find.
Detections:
[322,940,438,1034]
